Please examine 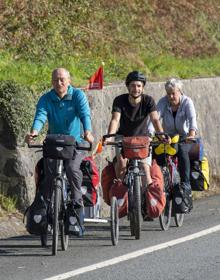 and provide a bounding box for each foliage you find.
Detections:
[0,80,37,143]
[0,194,17,215]
[0,0,220,88]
